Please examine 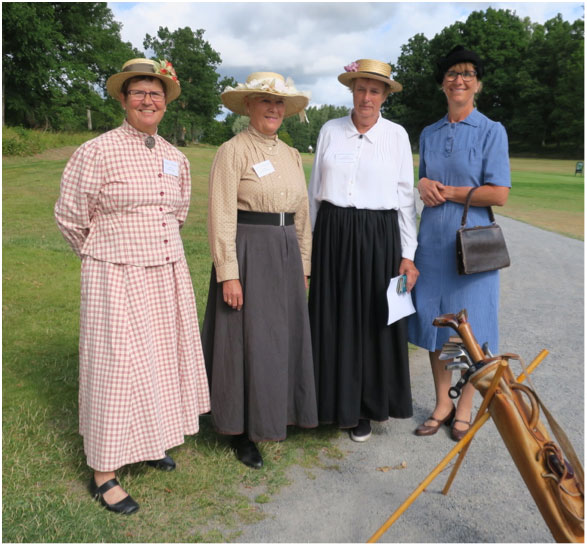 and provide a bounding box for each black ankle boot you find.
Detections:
[231,434,263,469]
[146,454,176,471]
